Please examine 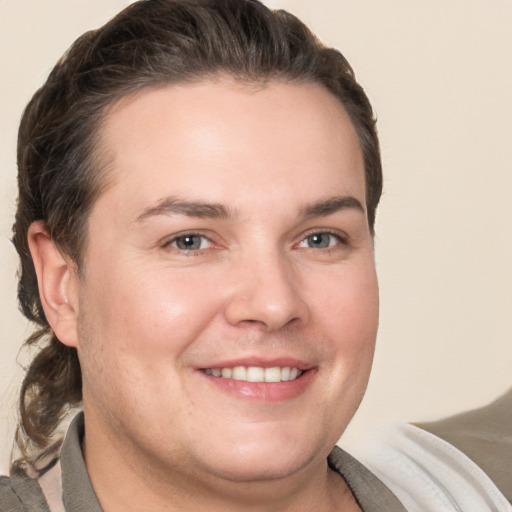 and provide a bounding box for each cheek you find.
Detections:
[297,261,378,443]
[82,263,225,355]
[77,265,226,412]
[308,260,379,344]
[307,259,378,404]
[77,271,217,416]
